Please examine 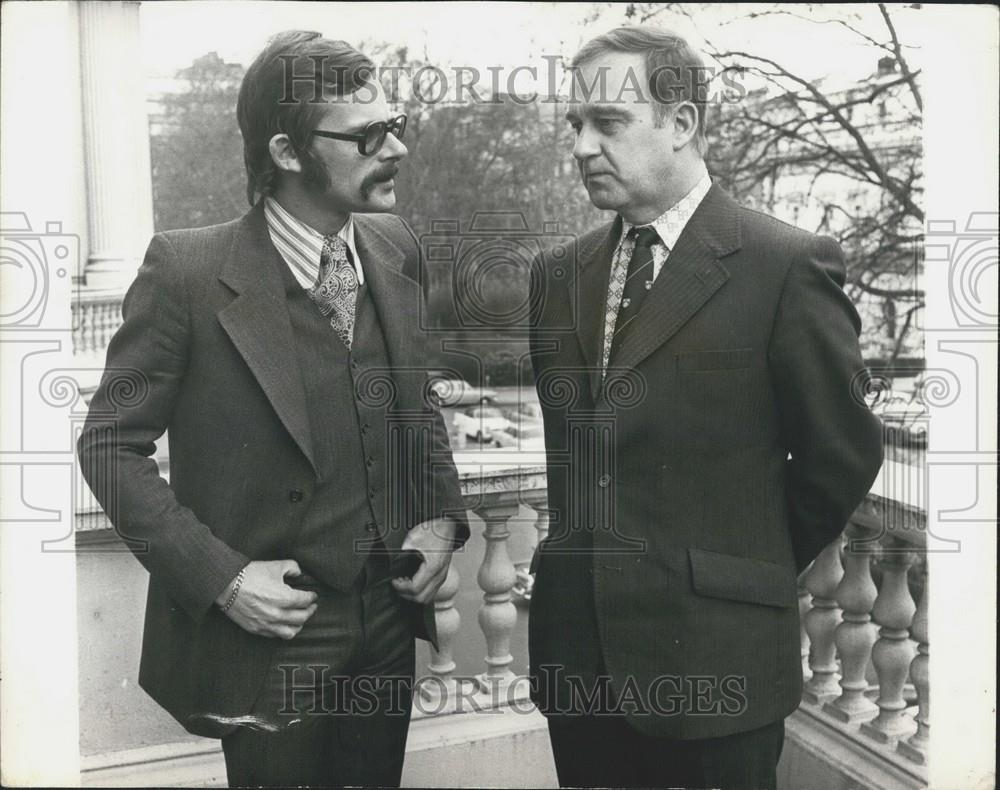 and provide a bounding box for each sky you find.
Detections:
[138,1,928,91]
